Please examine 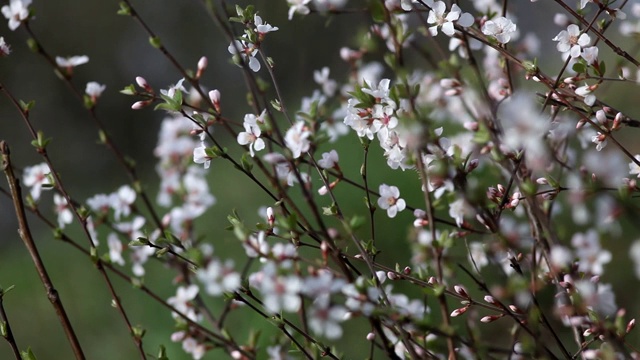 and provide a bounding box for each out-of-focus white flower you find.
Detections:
[482,17,517,44]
